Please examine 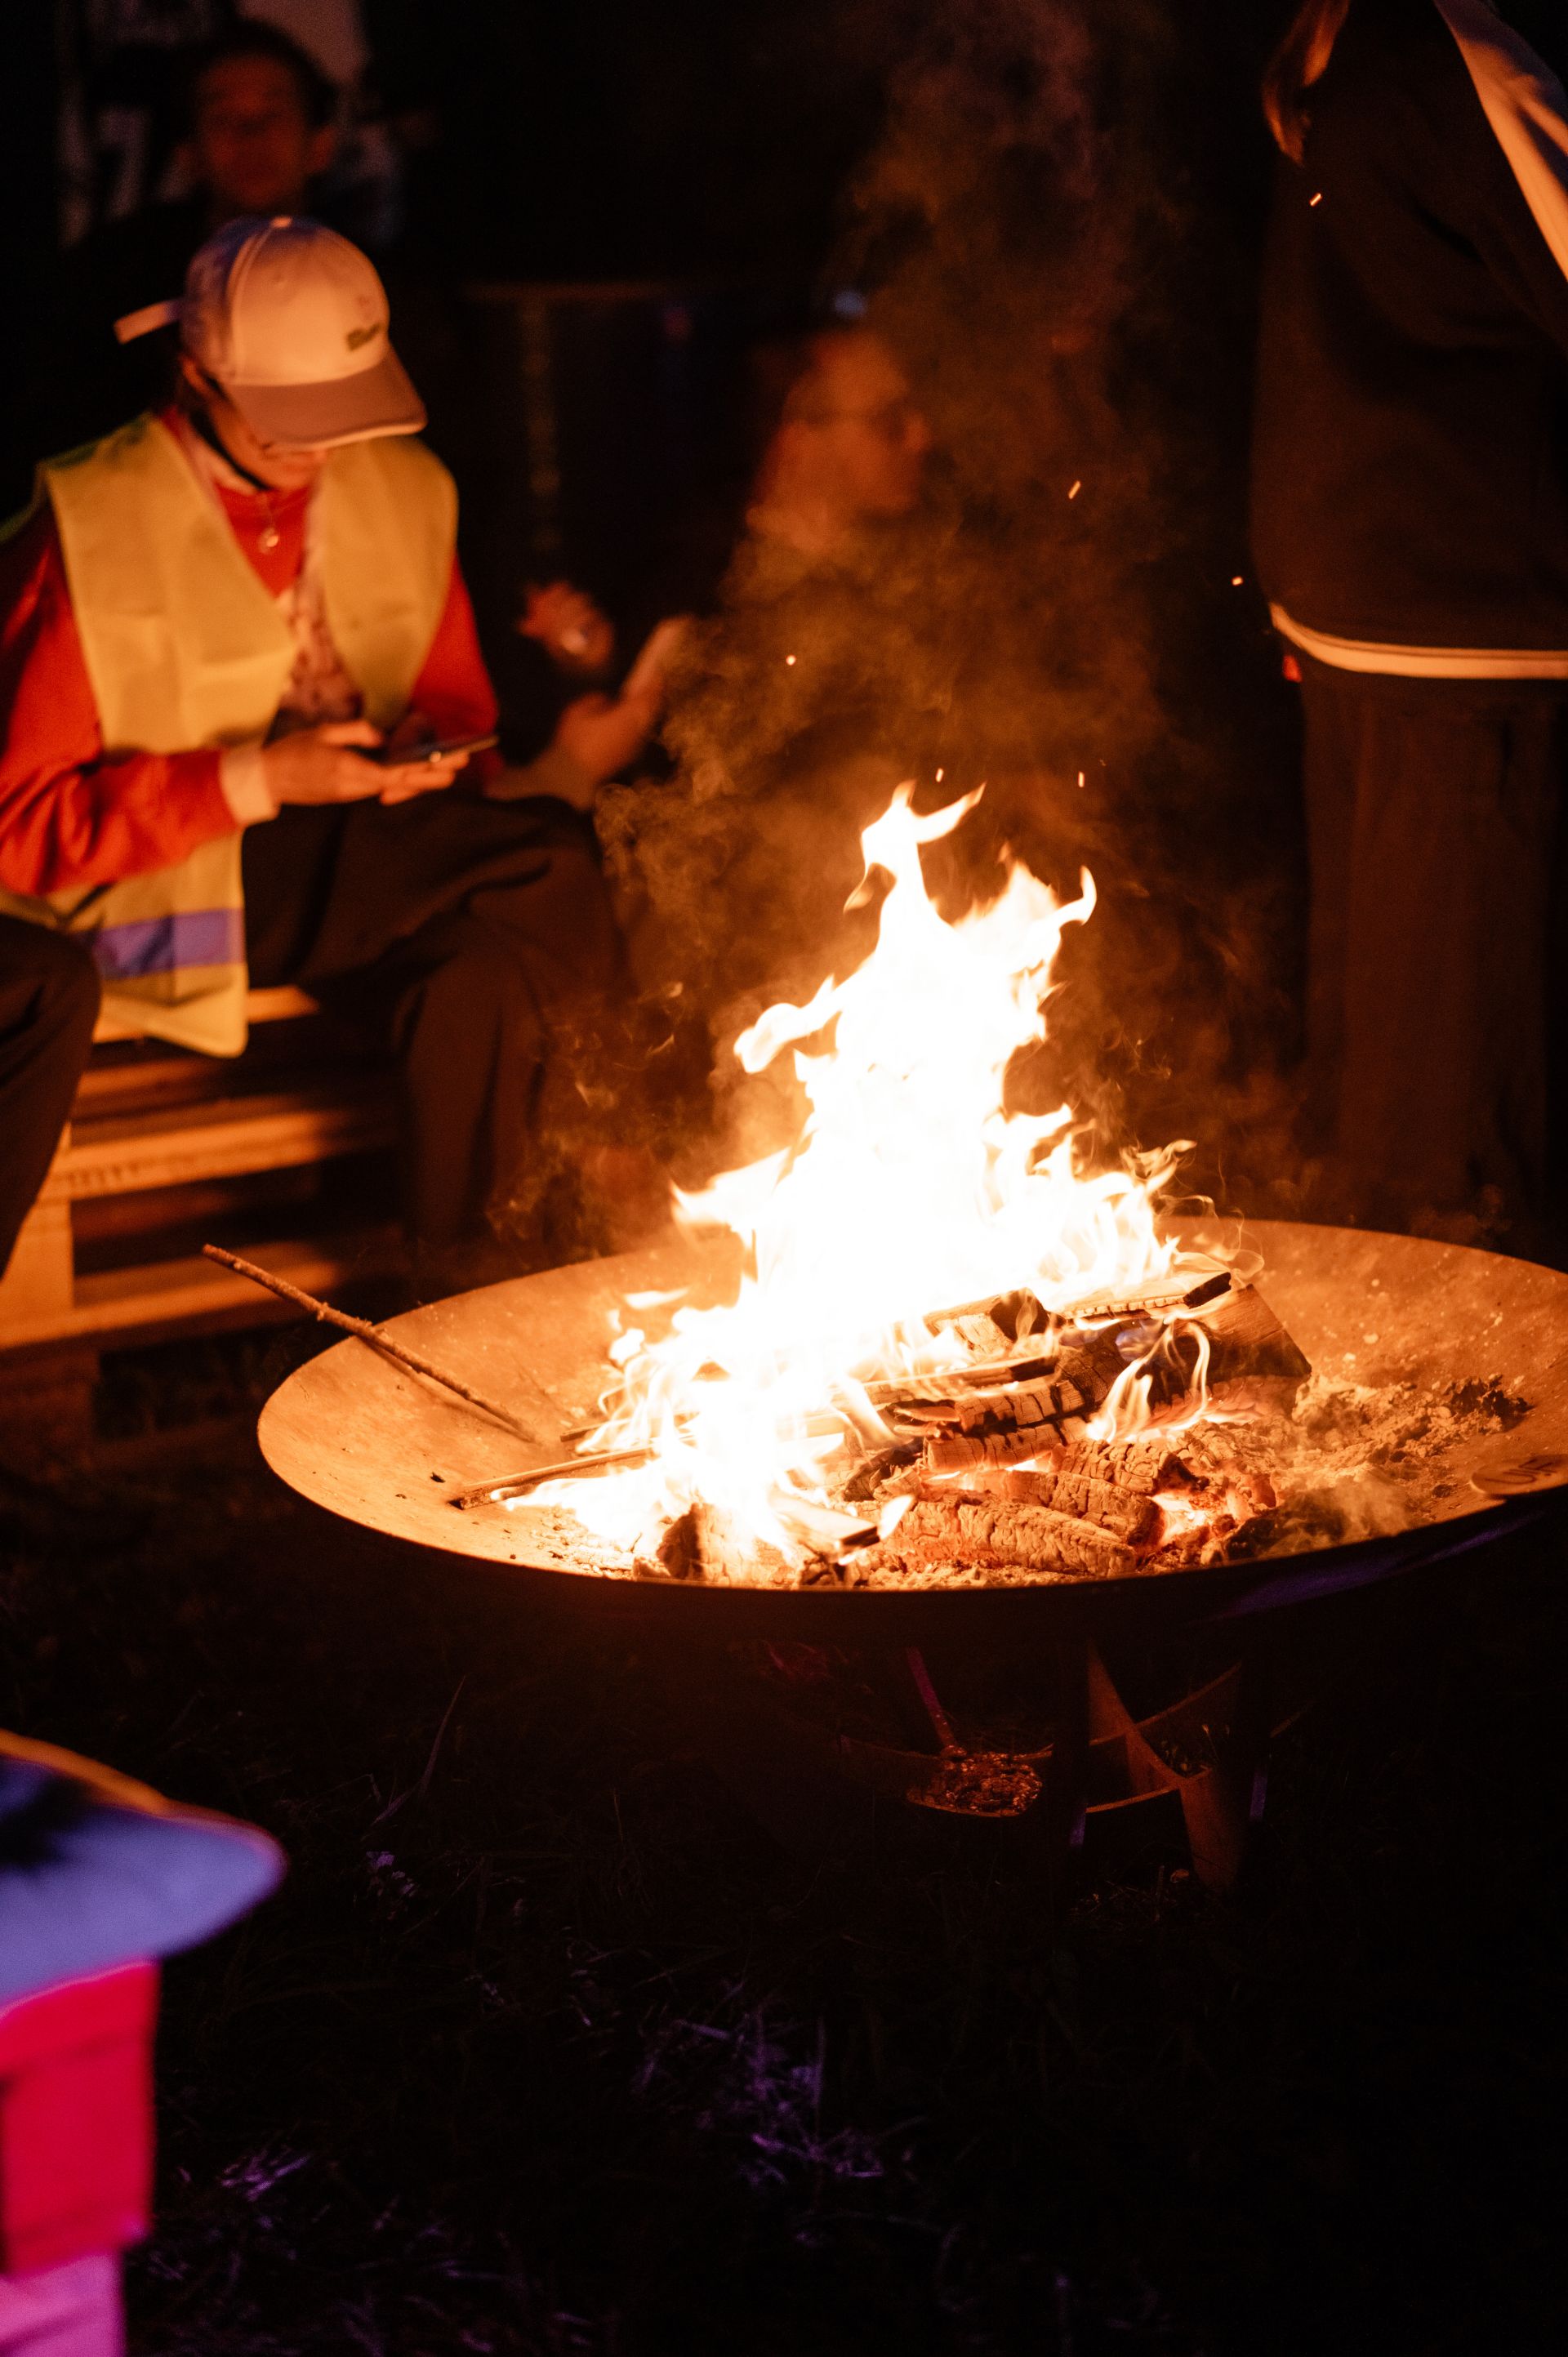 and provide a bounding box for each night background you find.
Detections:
[2,4,1568,2353]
